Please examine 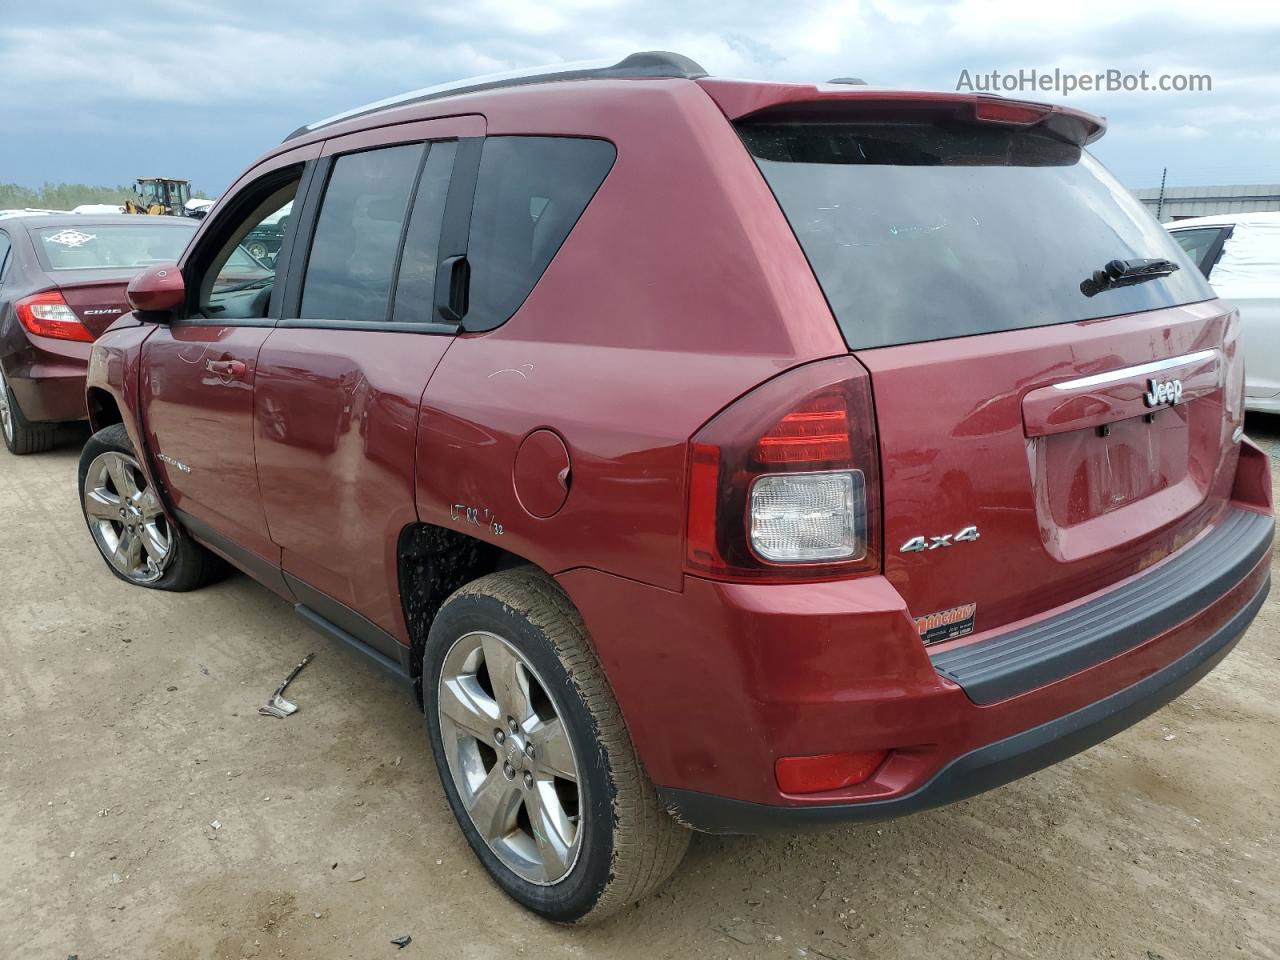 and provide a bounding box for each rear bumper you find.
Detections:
[560,442,1274,834]
[3,336,90,423]
[659,571,1267,832]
